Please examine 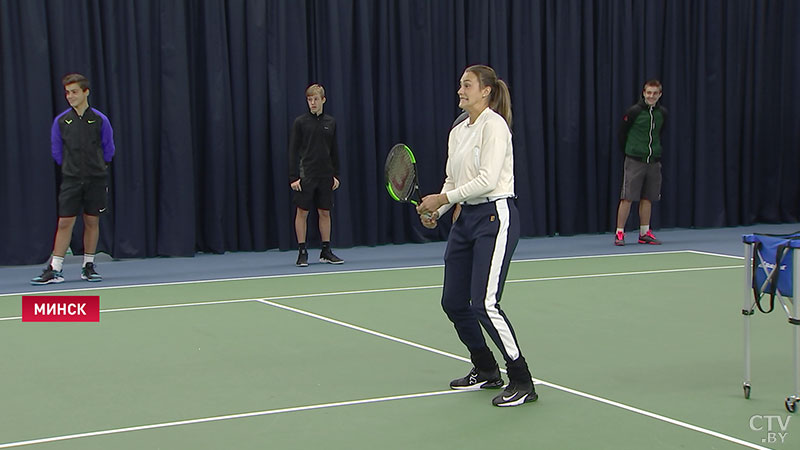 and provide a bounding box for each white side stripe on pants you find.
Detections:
[483,200,520,360]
